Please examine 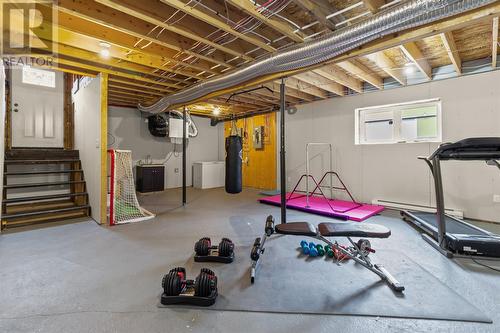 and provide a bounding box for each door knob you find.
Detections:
[14,103,18,107]
[13,109,18,112]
